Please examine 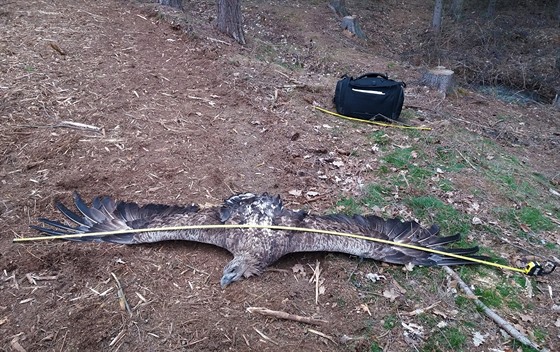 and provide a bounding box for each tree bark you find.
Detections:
[432,0,443,32]
[216,0,245,45]
[159,0,183,10]
[487,0,497,19]
[451,0,464,20]
[421,67,455,95]
[329,0,350,17]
